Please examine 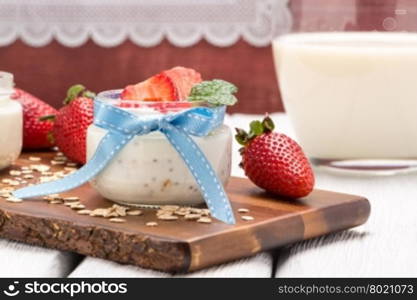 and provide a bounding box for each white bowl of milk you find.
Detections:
[273,32,417,174]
